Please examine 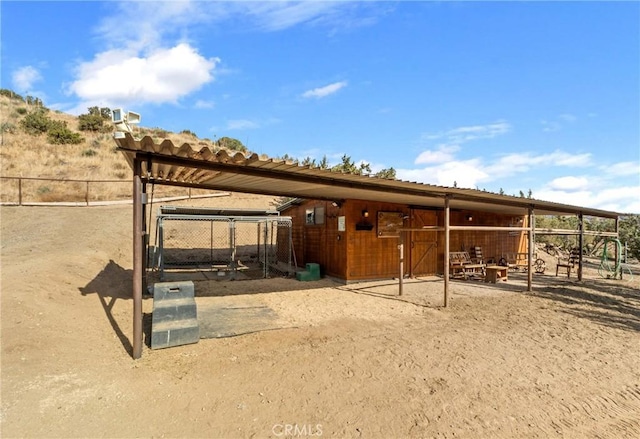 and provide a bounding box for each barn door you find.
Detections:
[409,209,438,276]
